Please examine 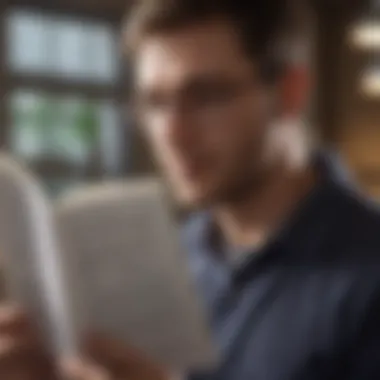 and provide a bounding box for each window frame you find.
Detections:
[1,5,127,183]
